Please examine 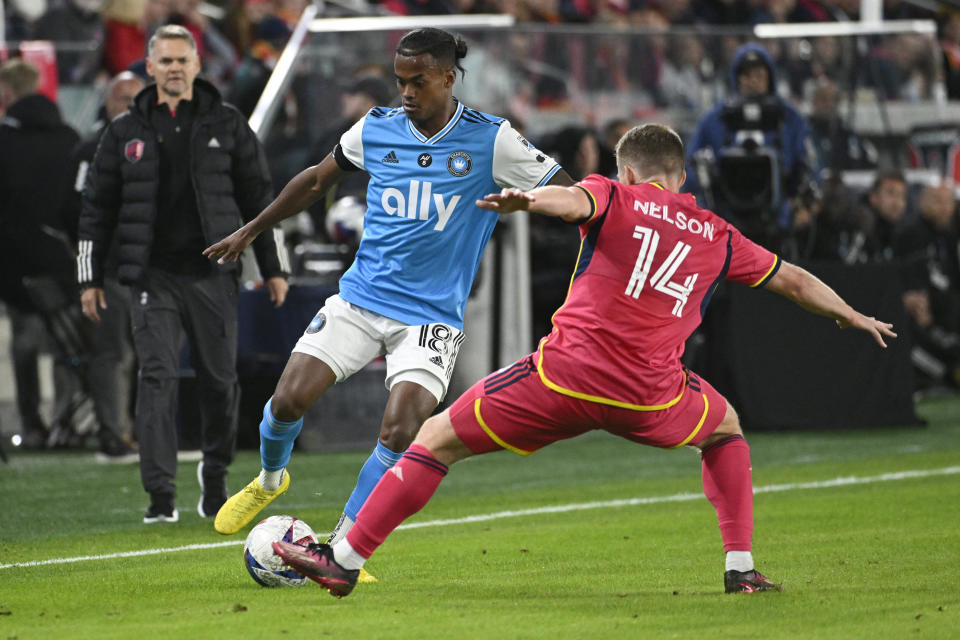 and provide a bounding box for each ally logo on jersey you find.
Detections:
[381,179,462,231]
